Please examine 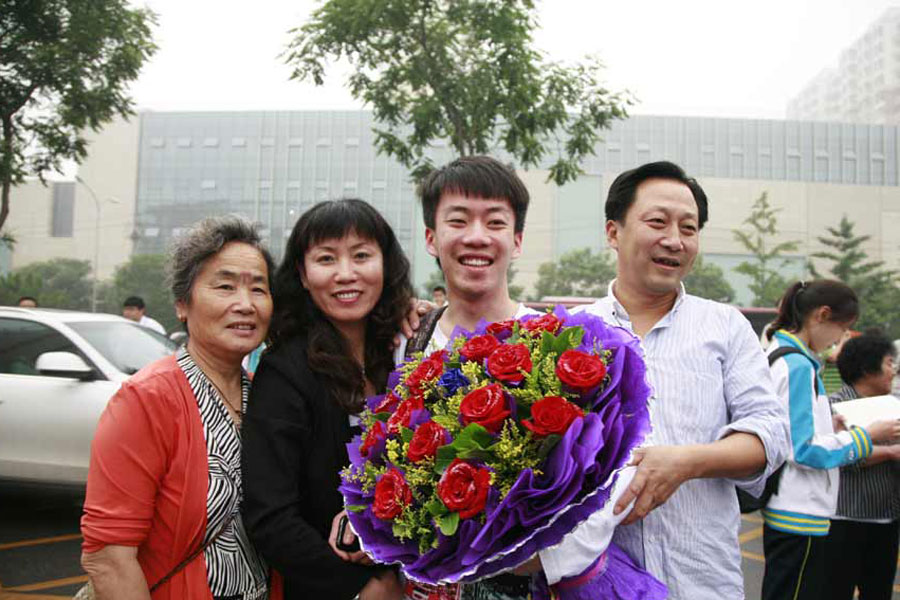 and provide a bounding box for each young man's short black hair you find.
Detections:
[418,155,530,233]
[606,161,708,229]
[837,333,897,385]
[432,285,446,294]
[17,296,37,306]
[123,296,146,309]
